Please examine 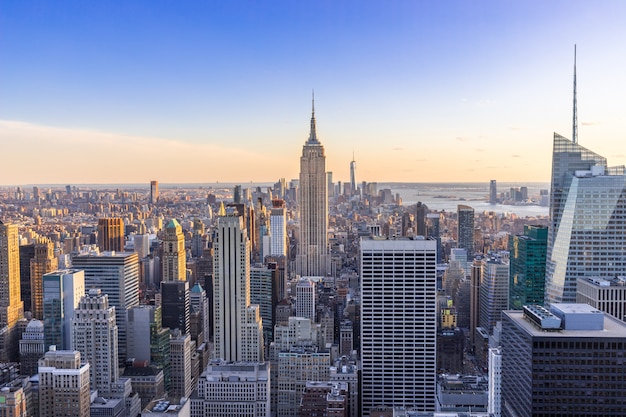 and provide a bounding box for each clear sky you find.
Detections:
[1,1,625,185]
